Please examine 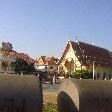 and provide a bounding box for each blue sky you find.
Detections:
[0,0,112,59]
